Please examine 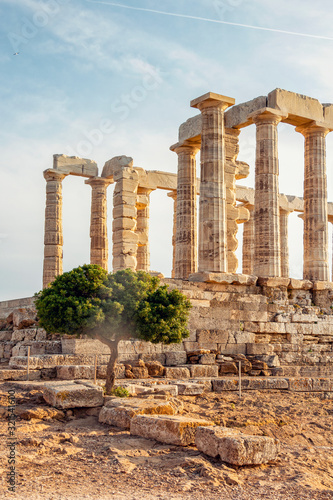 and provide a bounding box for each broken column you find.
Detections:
[112,167,139,272]
[136,188,152,272]
[43,169,67,288]
[190,92,235,274]
[250,109,285,278]
[170,142,200,279]
[85,177,112,271]
[279,208,291,278]
[296,122,330,281]
[242,204,254,275]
